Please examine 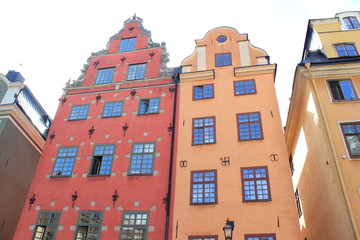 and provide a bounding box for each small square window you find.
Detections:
[215,53,231,67]
[328,79,358,101]
[119,38,136,52]
[52,147,78,177]
[237,112,263,141]
[129,142,155,175]
[32,211,61,240]
[234,80,256,95]
[69,105,90,120]
[127,64,146,80]
[120,211,149,240]
[75,211,103,240]
[193,84,214,100]
[241,166,271,202]
[95,68,115,84]
[89,145,115,176]
[192,117,216,145]
[335,43,358,57]
[340,122,360,158]
[103,101,124,117]
[343,17,360,29]
[138,98,160,114]
[244,233,276,240]
[191,170,217,205]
